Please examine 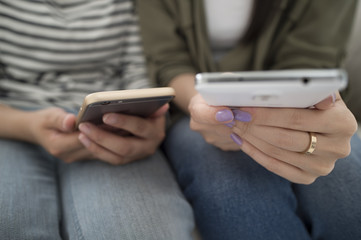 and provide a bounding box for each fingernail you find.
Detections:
[78,134,91,148]
[216,109,234,122]
[63,114,73,131]
[103,114,117,125]
[225,120,236,128]
[78,123,90,134]
[230,133,243,146]
[232,109,252,122]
